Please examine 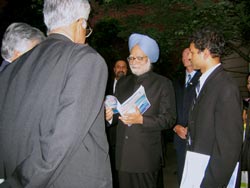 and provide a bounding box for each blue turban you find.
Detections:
[128,33,159,63]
